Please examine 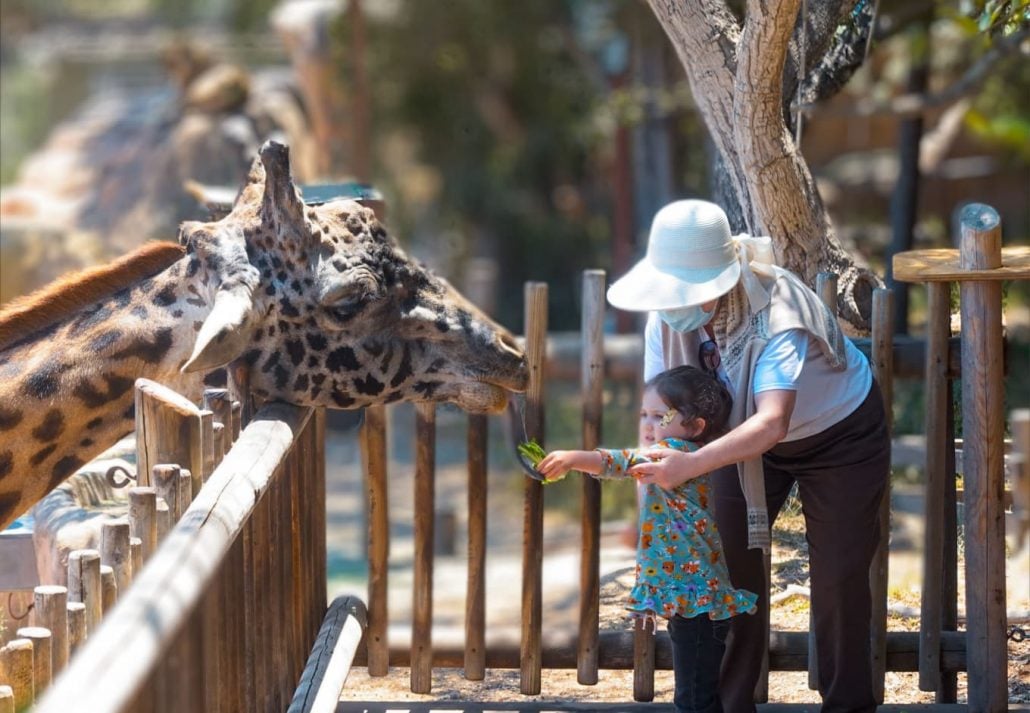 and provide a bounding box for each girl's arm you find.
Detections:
[537,450,604,481]
[628,389,796,488]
